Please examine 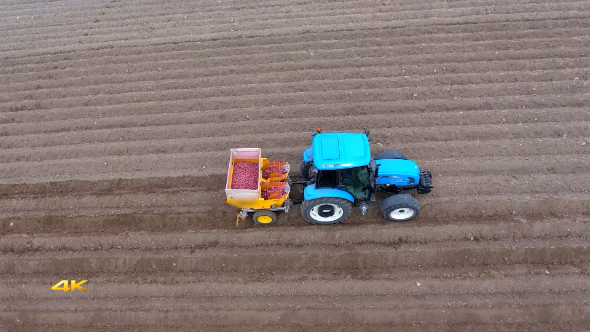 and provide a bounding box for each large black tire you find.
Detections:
[253,210,277,226]
[380,194,420,222]
[301,197,352,225]
[417,171,433,194]
[300,161,314,180]
[374,150,406,160]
